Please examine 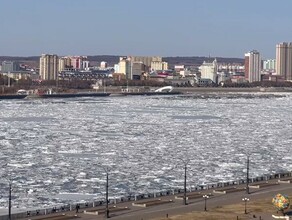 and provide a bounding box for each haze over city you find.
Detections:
[1,0,292,58]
